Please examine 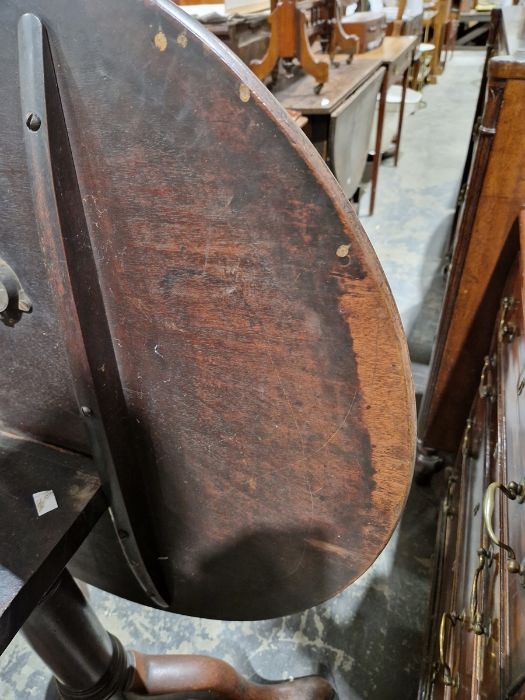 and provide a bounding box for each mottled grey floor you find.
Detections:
[361,51,484,364]
[0,52,483,700]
